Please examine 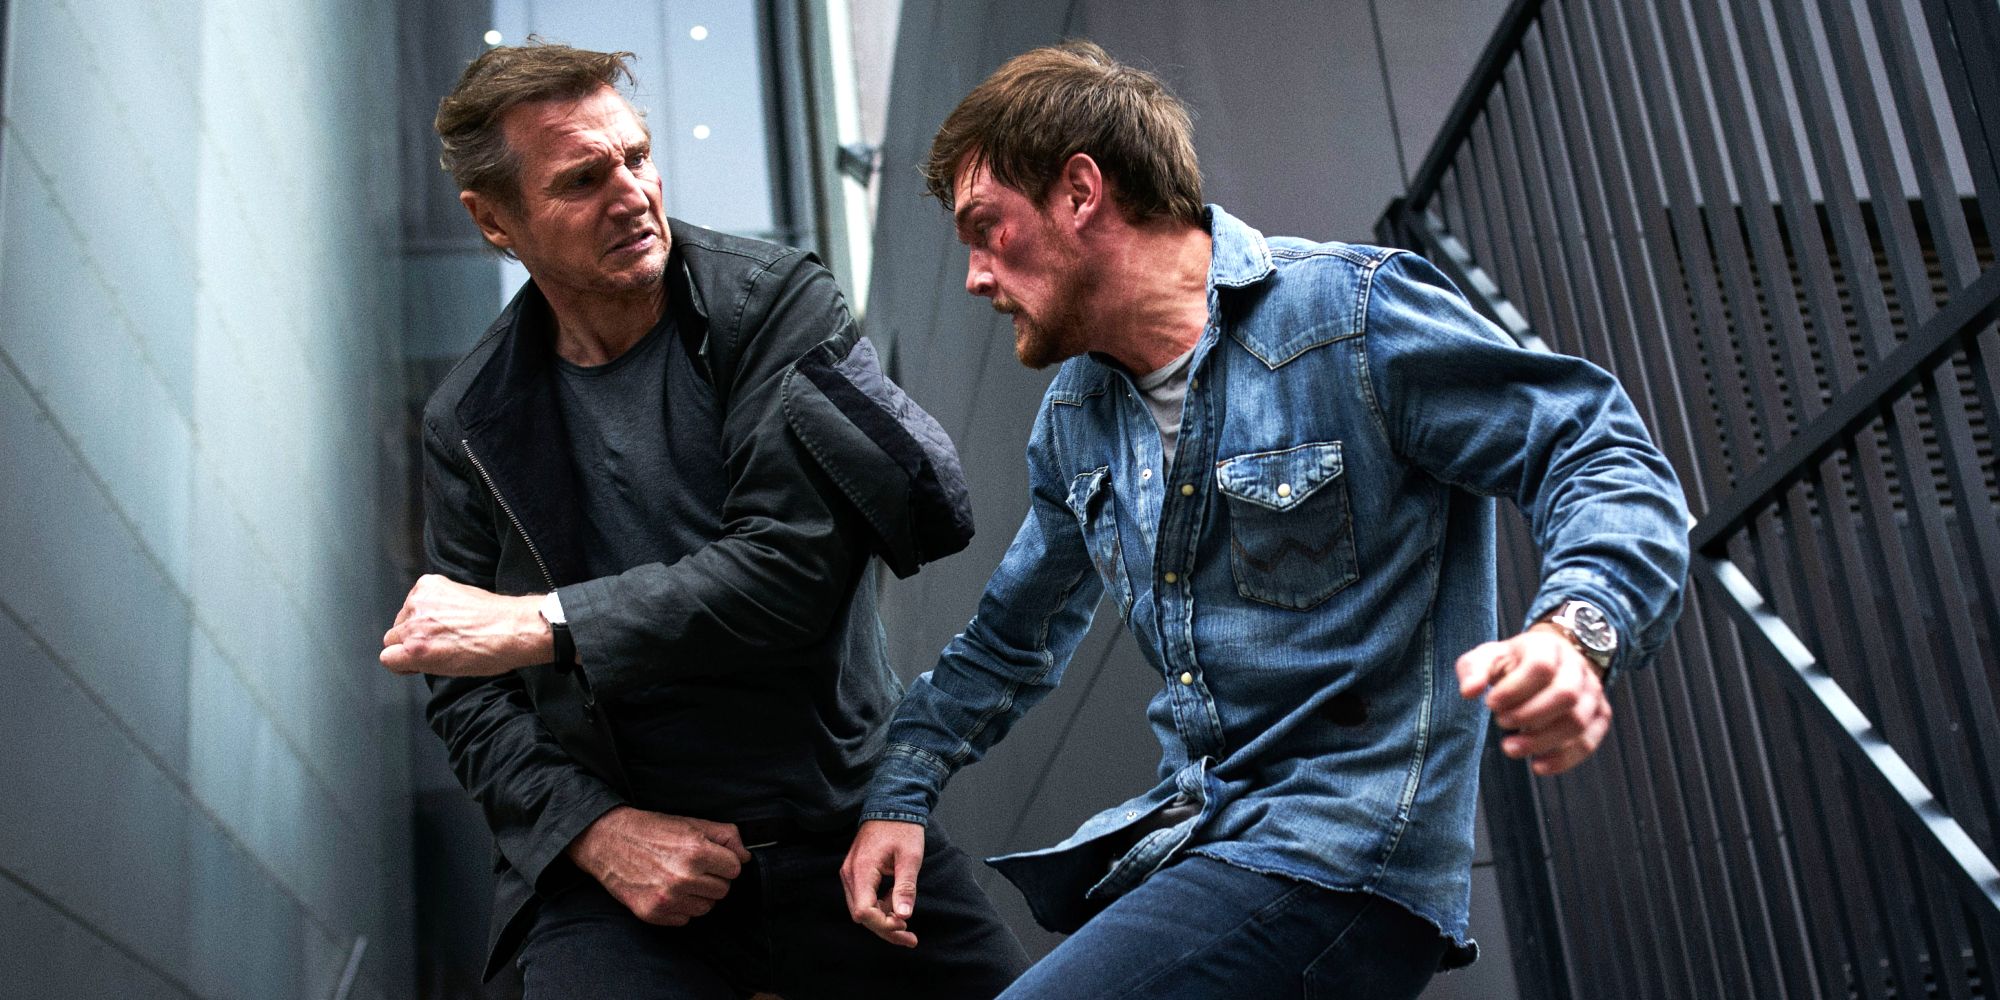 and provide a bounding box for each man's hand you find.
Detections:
[1455,625,1611,776]
[379,574,550,677]
[841,819,925,948]
[567,806,753,926]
